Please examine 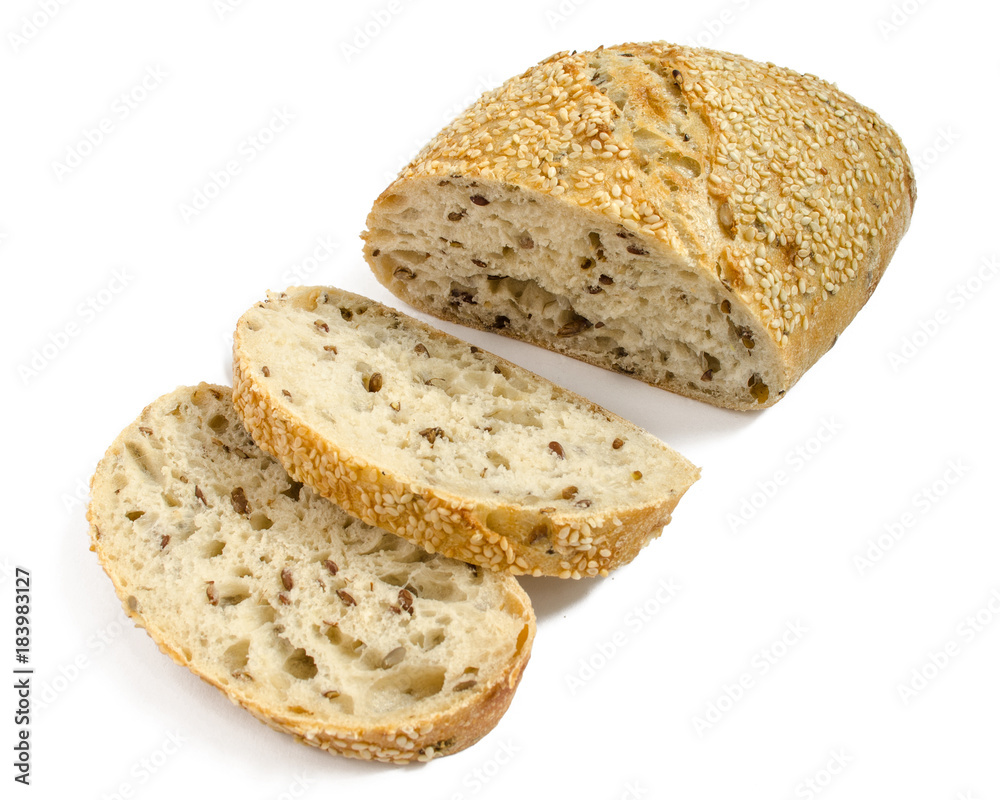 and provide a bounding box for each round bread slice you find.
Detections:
[232,286,699,579]
[87,384,535,764]
[362,41,915,410]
